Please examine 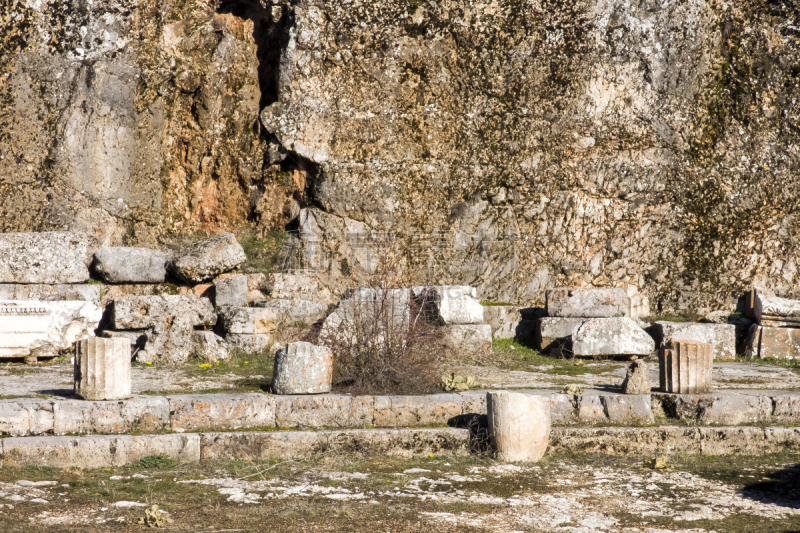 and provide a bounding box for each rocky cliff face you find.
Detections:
[2,0,800,312]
